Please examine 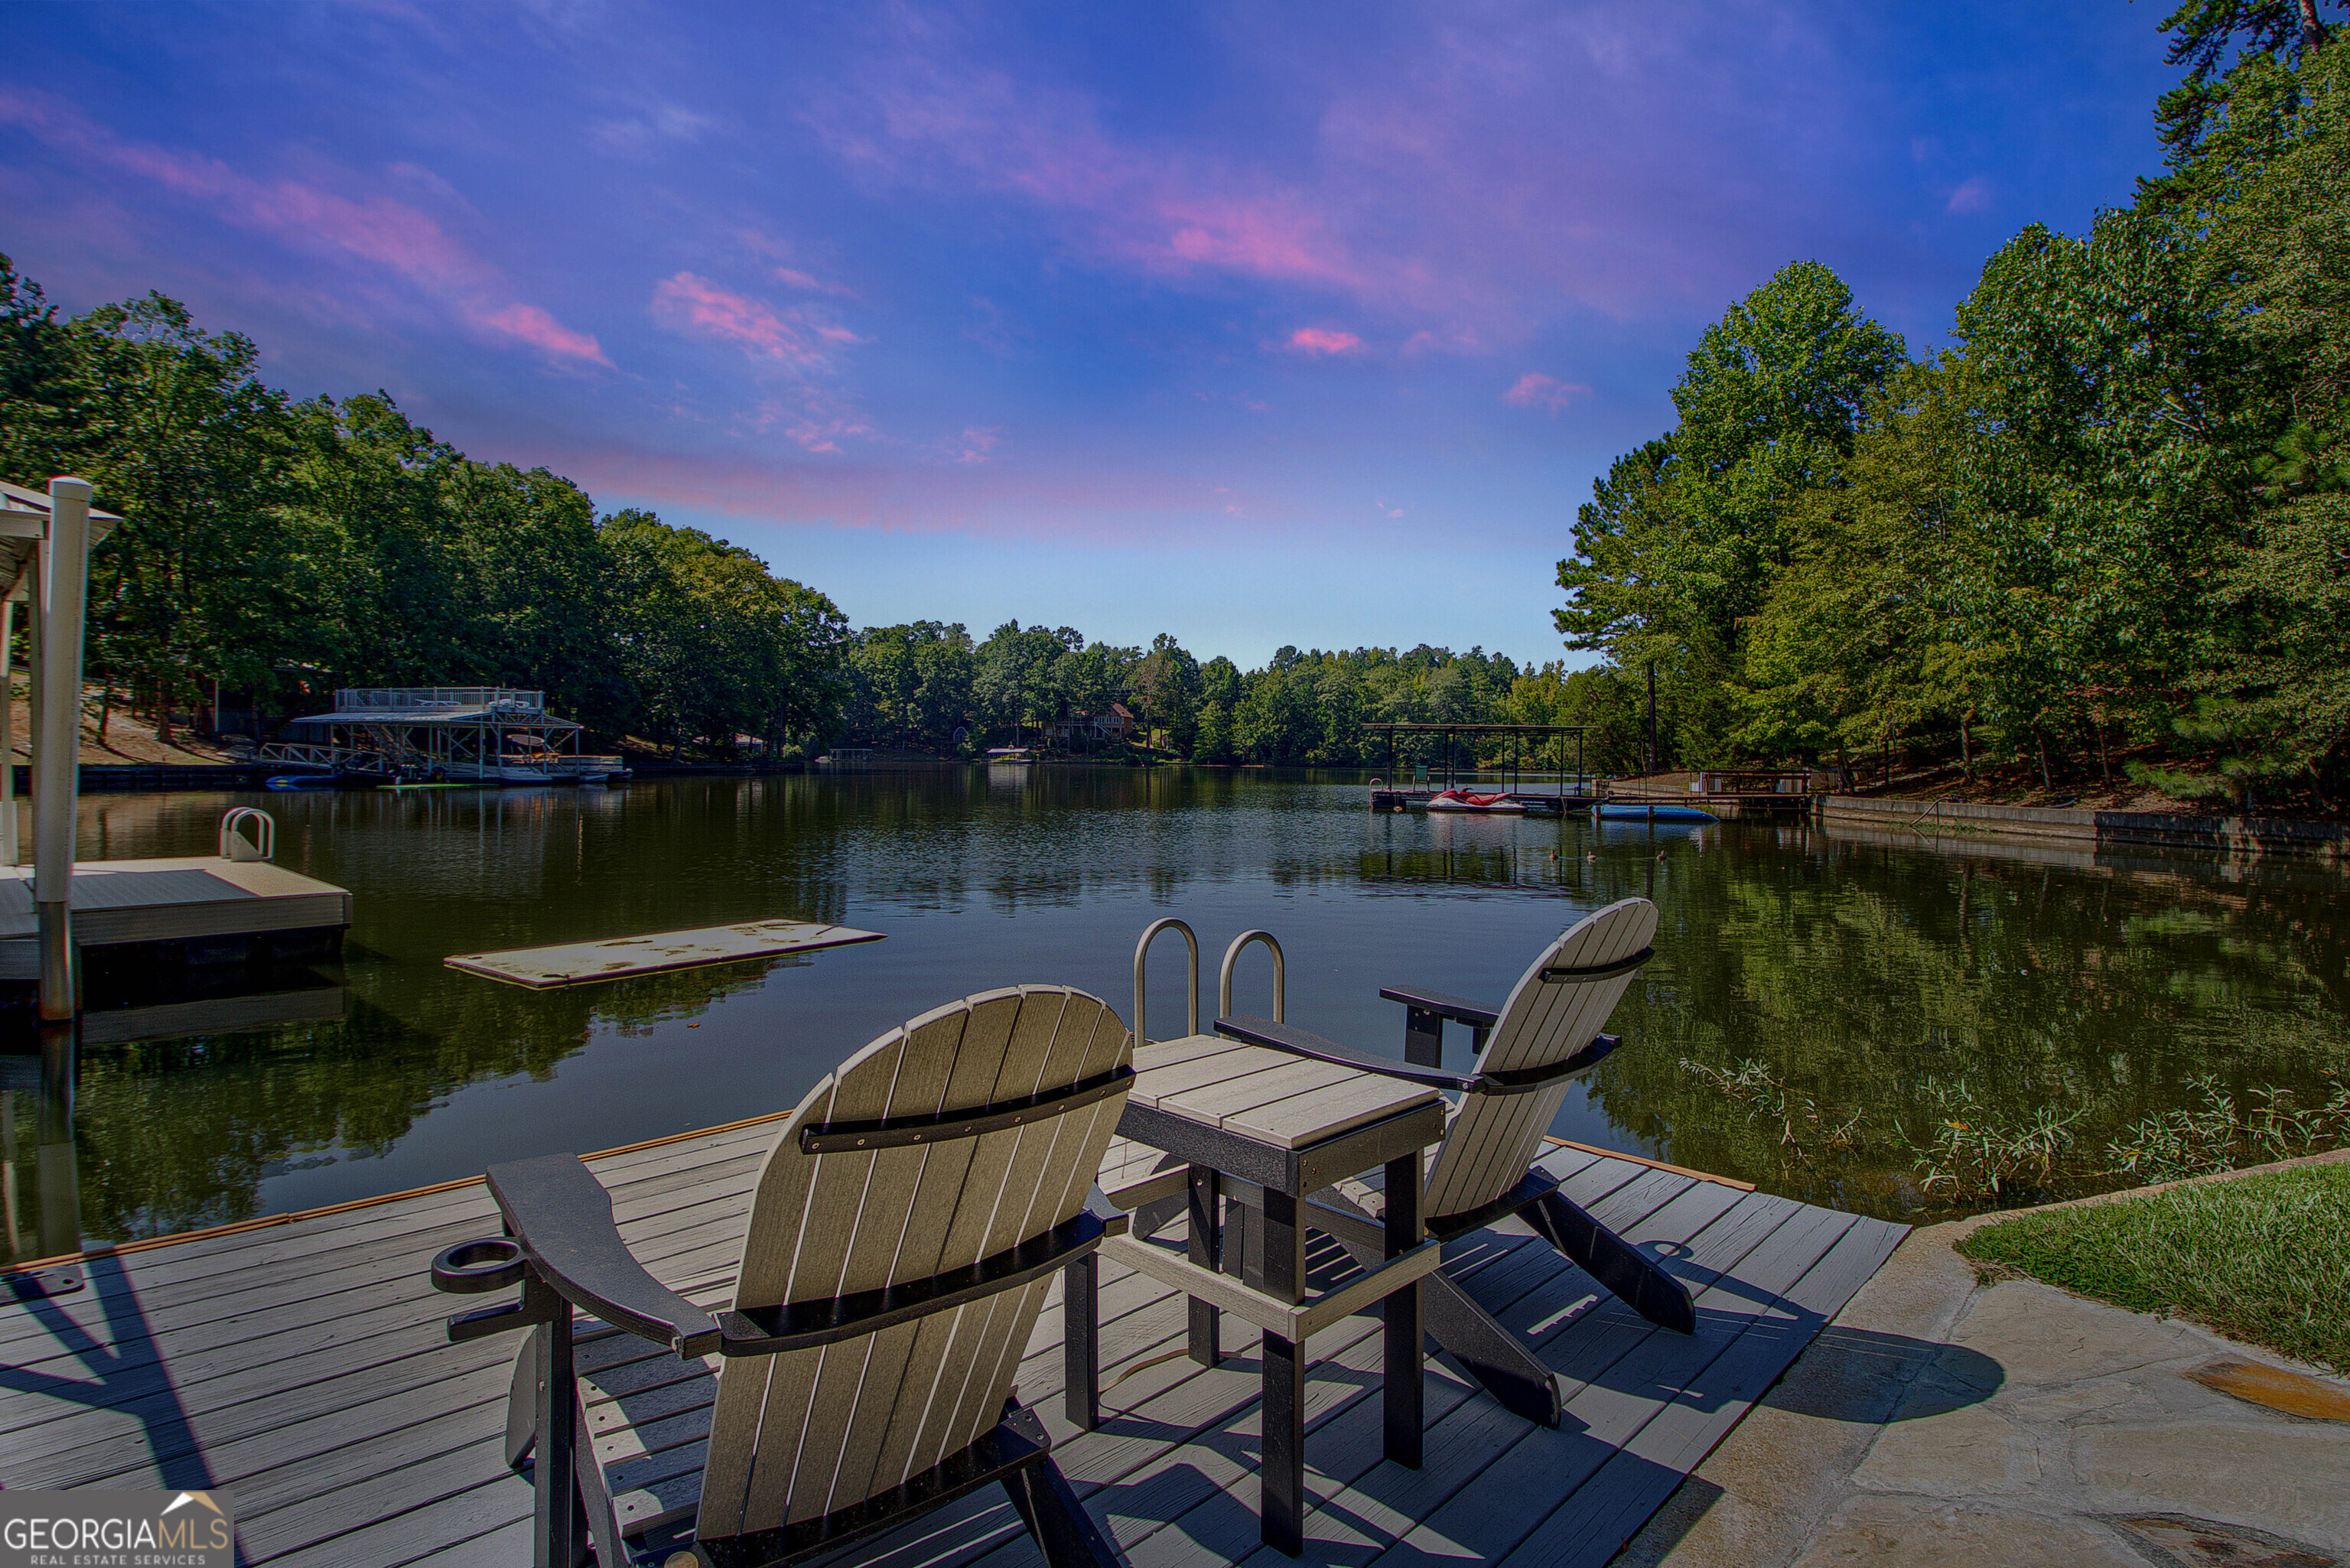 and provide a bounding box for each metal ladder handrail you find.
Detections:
[219,807,275,863]
[1133,918,1199,1046]
[1218,929,1285,1023]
